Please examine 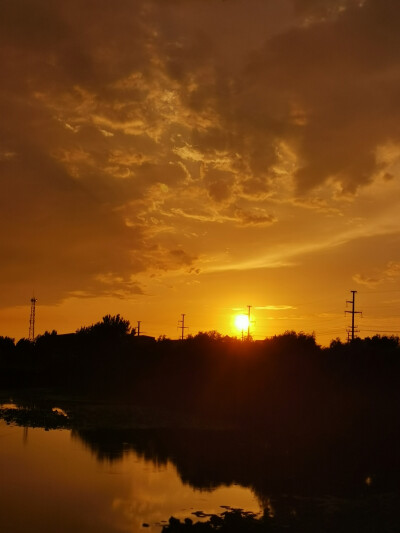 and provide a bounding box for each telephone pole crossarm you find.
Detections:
[178,314,188,340]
